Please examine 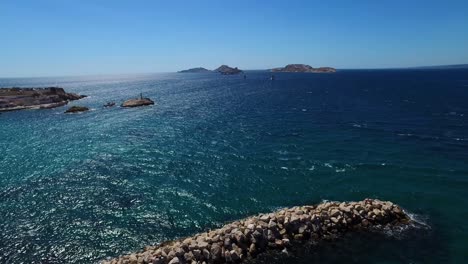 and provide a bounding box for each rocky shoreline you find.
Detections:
[0,87,86,112]
[0,87,156,113]
[102,199,410,264]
